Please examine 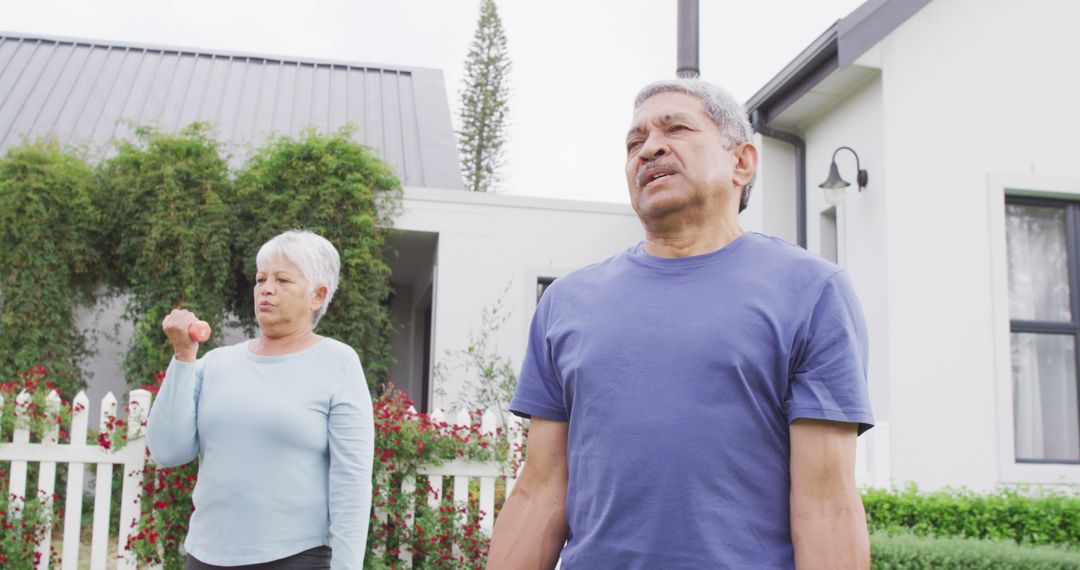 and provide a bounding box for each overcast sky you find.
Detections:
[6,0,865,203]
